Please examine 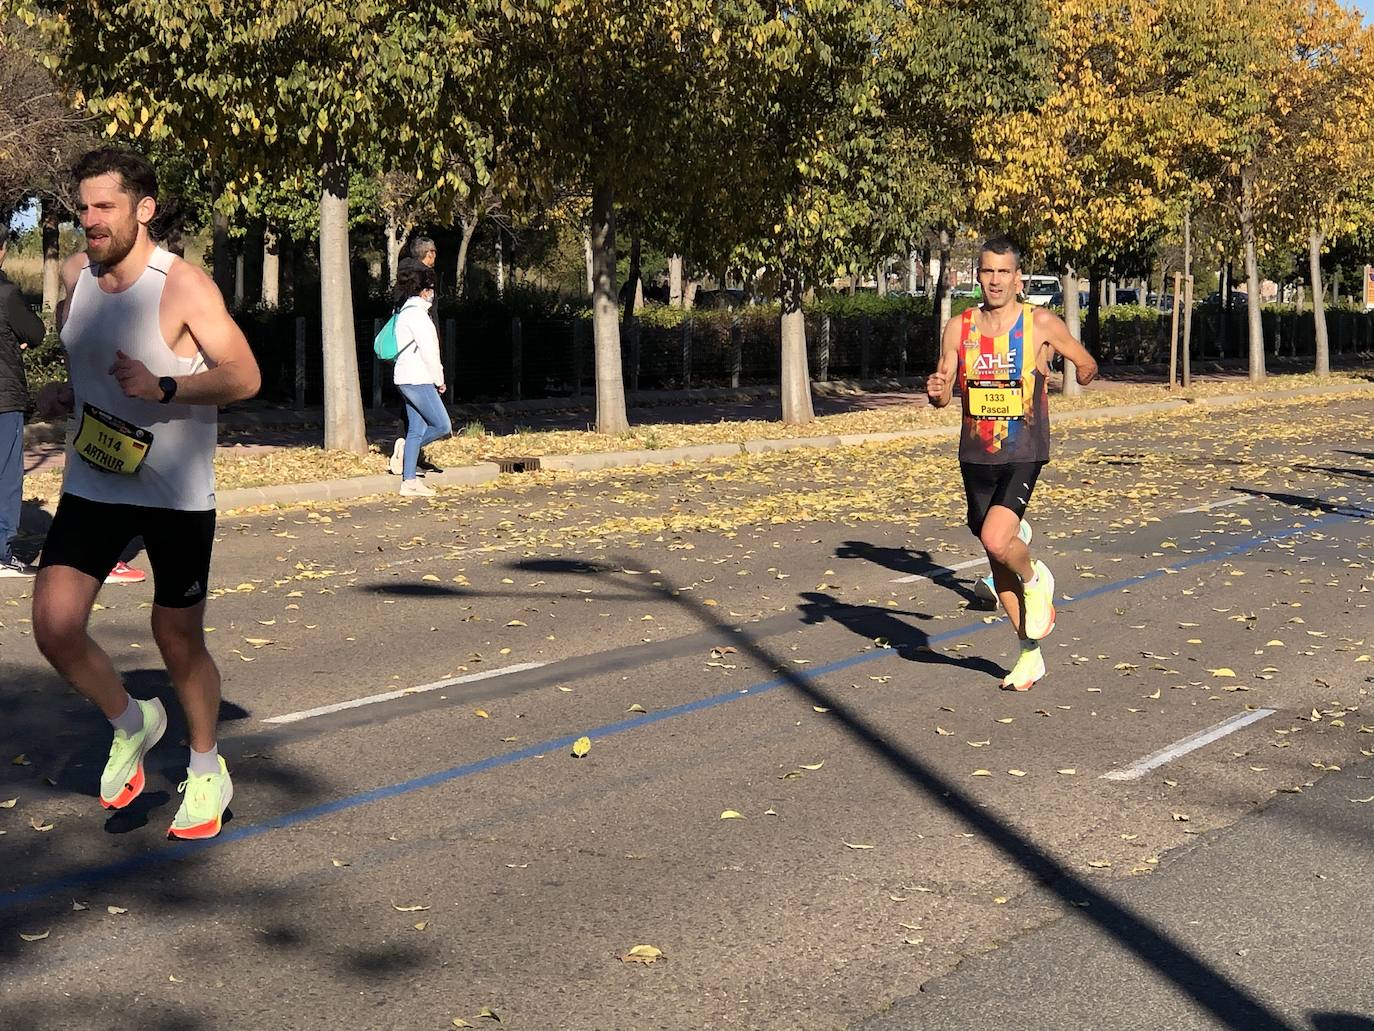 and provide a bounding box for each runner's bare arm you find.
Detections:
[925,317,963,408]
[111,261,261,405]
[1033,308,1098,385]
